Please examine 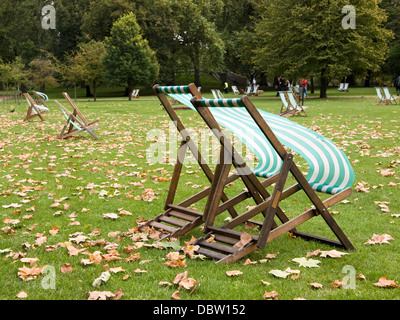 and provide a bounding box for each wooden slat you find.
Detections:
[158,216,188,228]
[167,210,197,222]
[196,247,227,260]
[148,221,178,233]
[196,239,237,254]
[167,204,203,217]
